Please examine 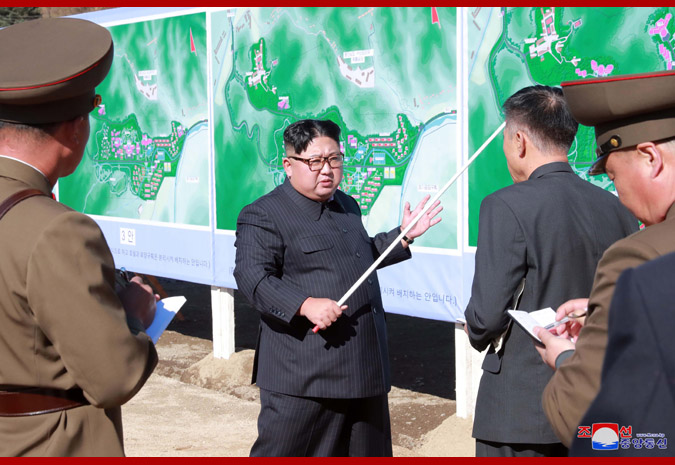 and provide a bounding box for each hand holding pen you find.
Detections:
[548,298,589,341]
[532,298,589,369]
[543,310,587,330]
[116,267,159,329]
